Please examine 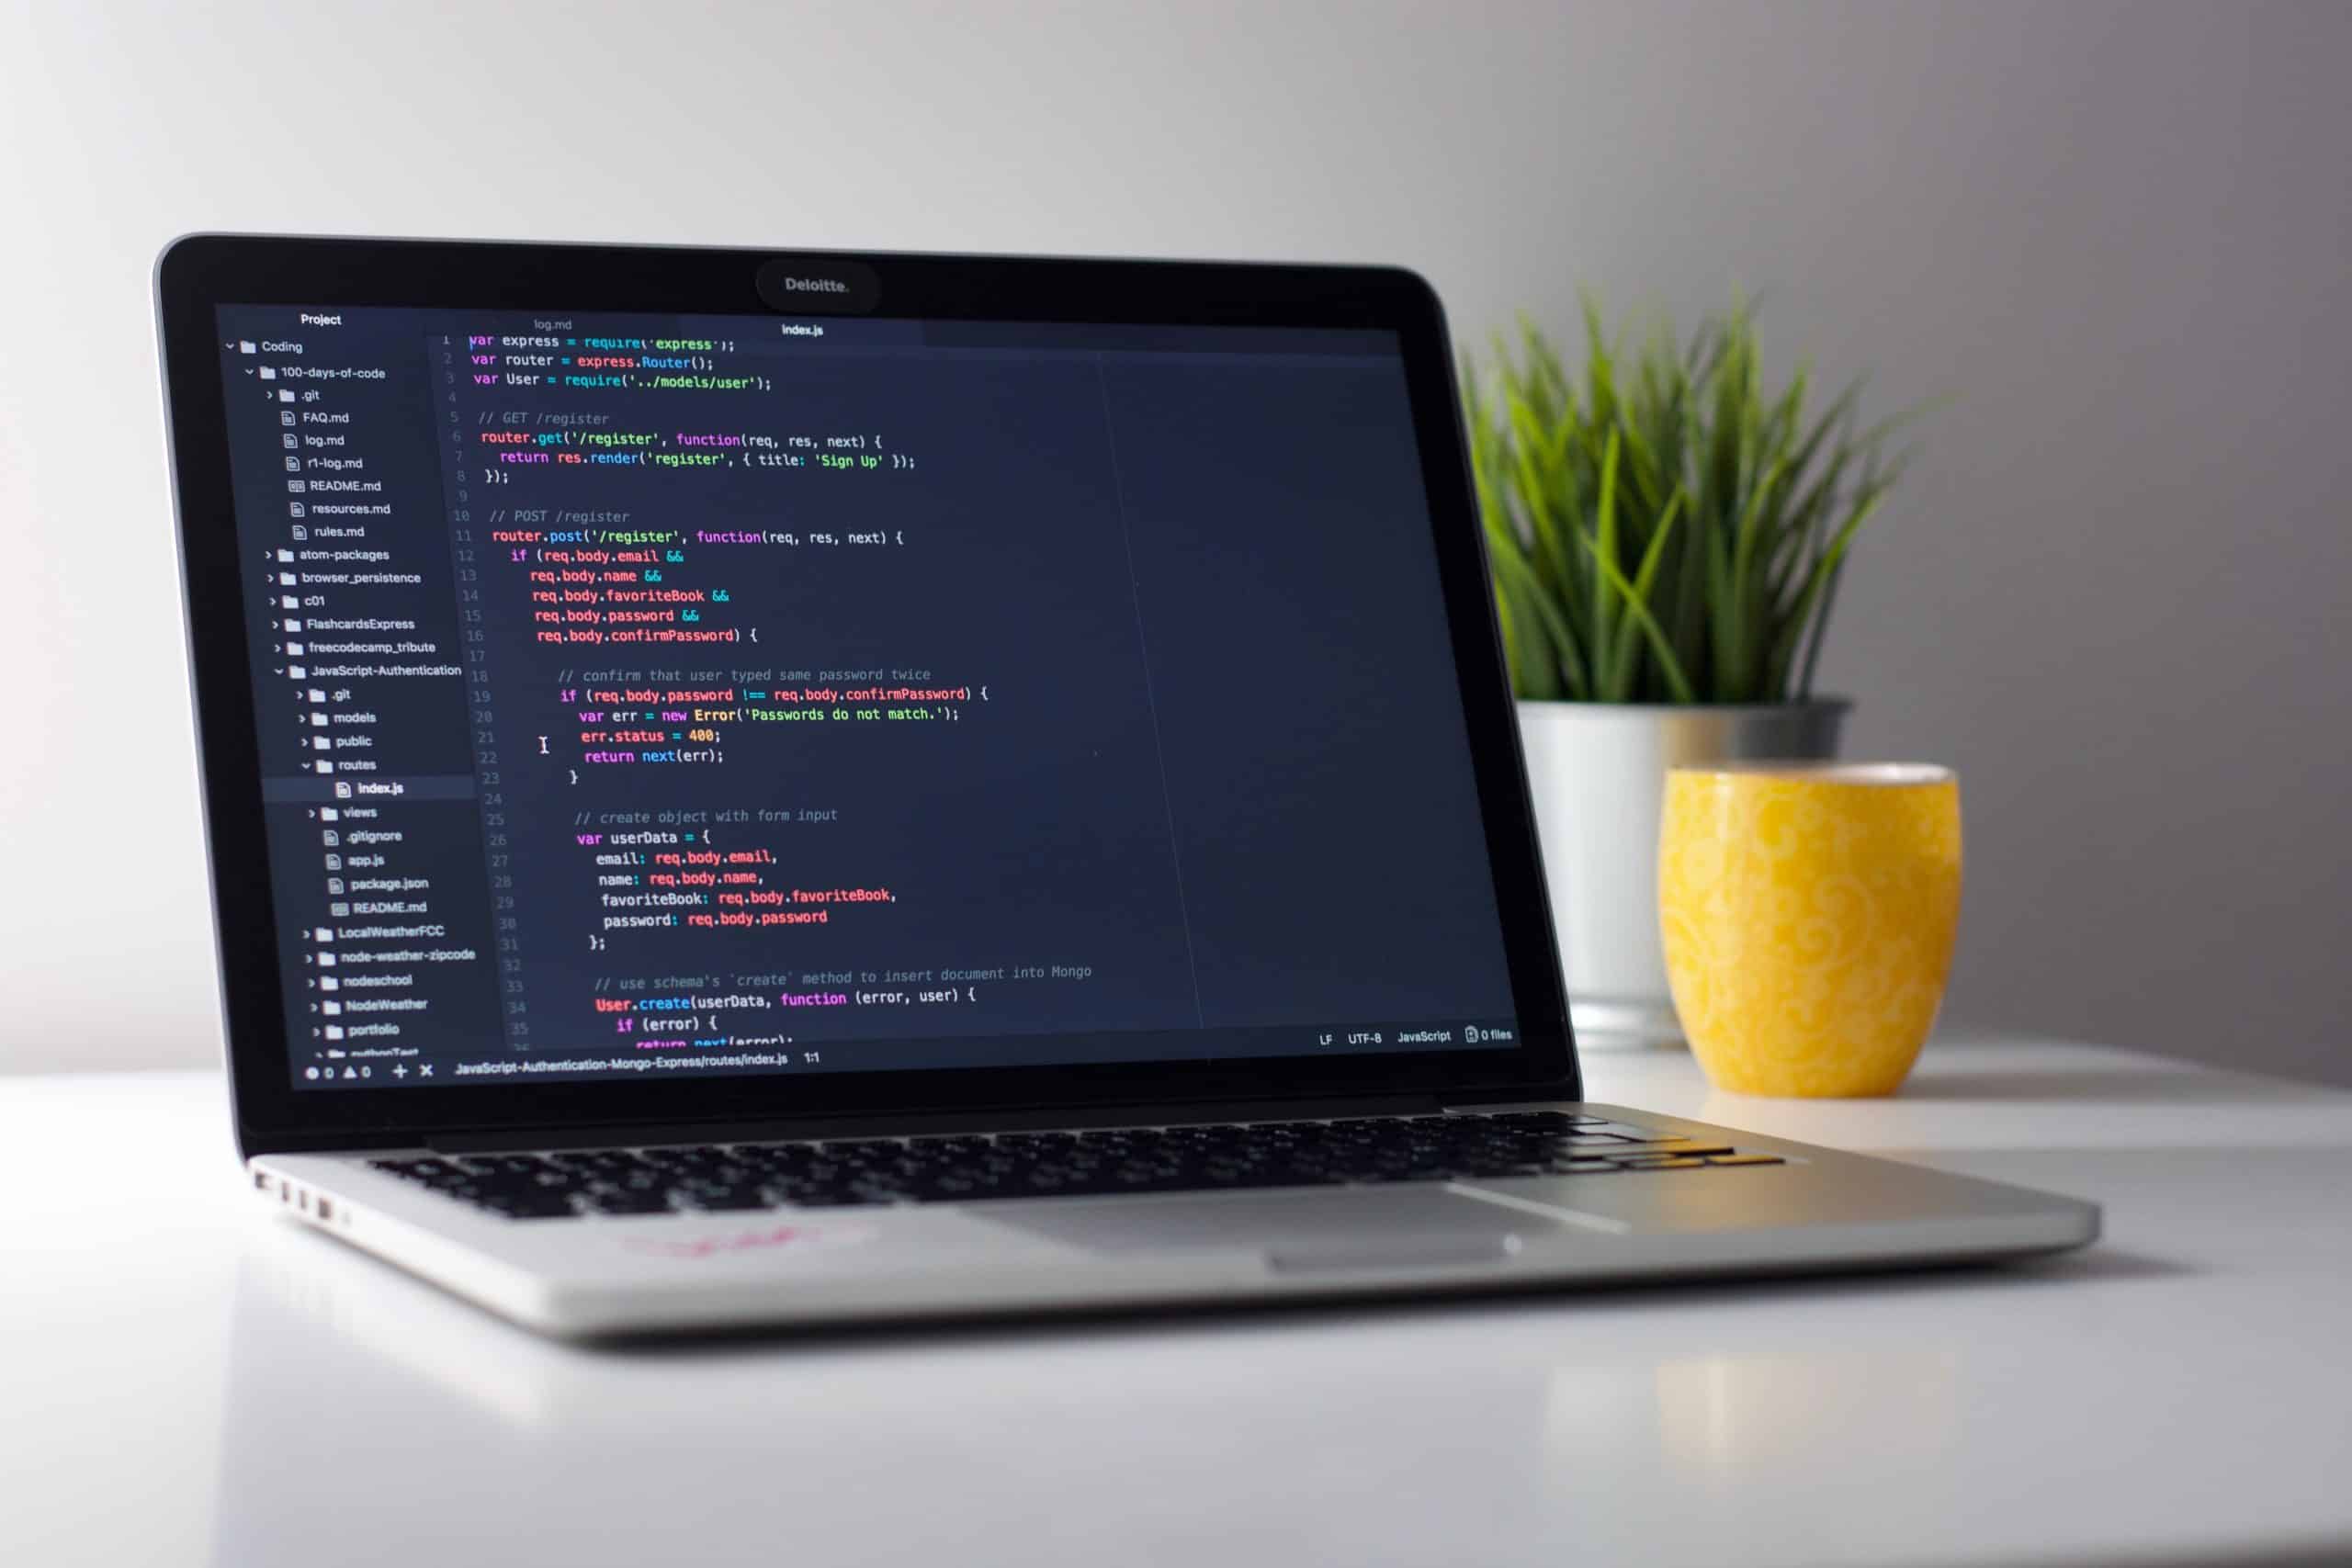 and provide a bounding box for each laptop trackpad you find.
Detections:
[979,1188,1556,1271]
